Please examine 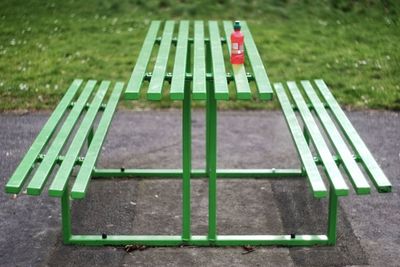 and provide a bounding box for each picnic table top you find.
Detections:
[125,20,273,101]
